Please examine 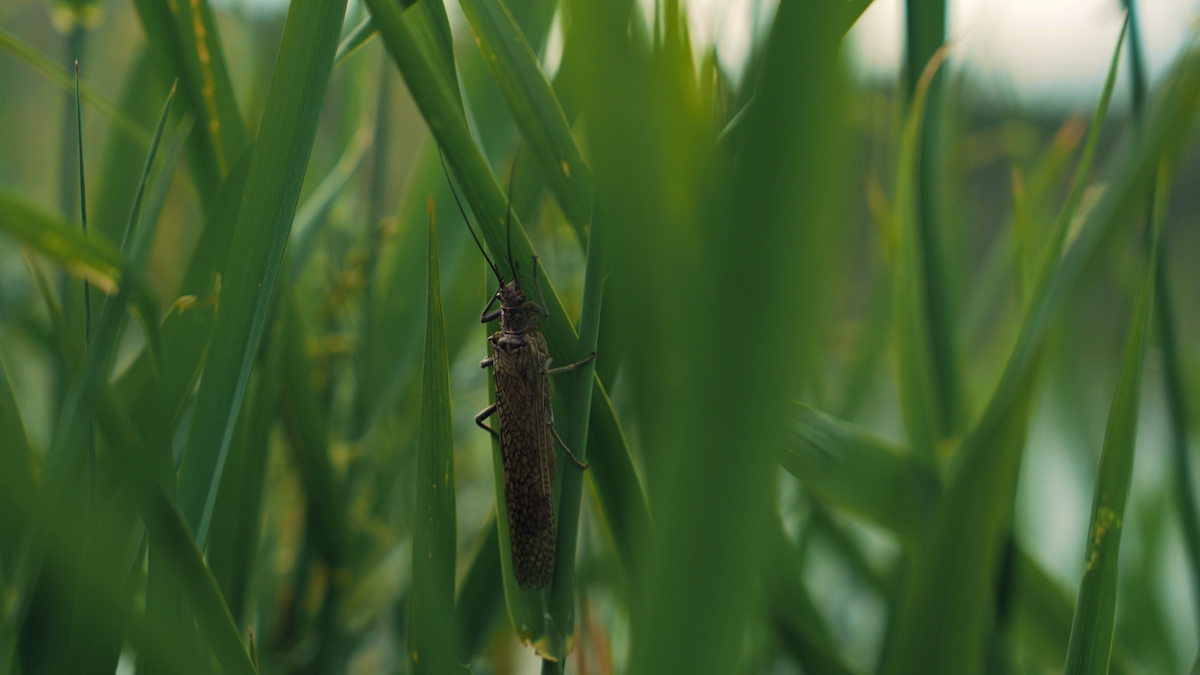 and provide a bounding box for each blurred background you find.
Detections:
[2,0,1200,672]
